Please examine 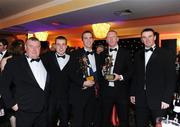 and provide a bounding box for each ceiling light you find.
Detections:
[28,33,34,39]
[34,31,48,41]
[113,9,132,16]
[92,23,110,39]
